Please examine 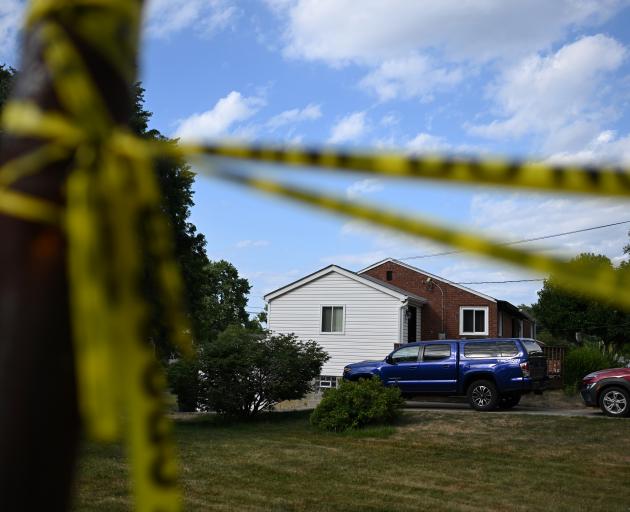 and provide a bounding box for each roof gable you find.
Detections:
[358,258,497,303]
[264,264,426,302]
